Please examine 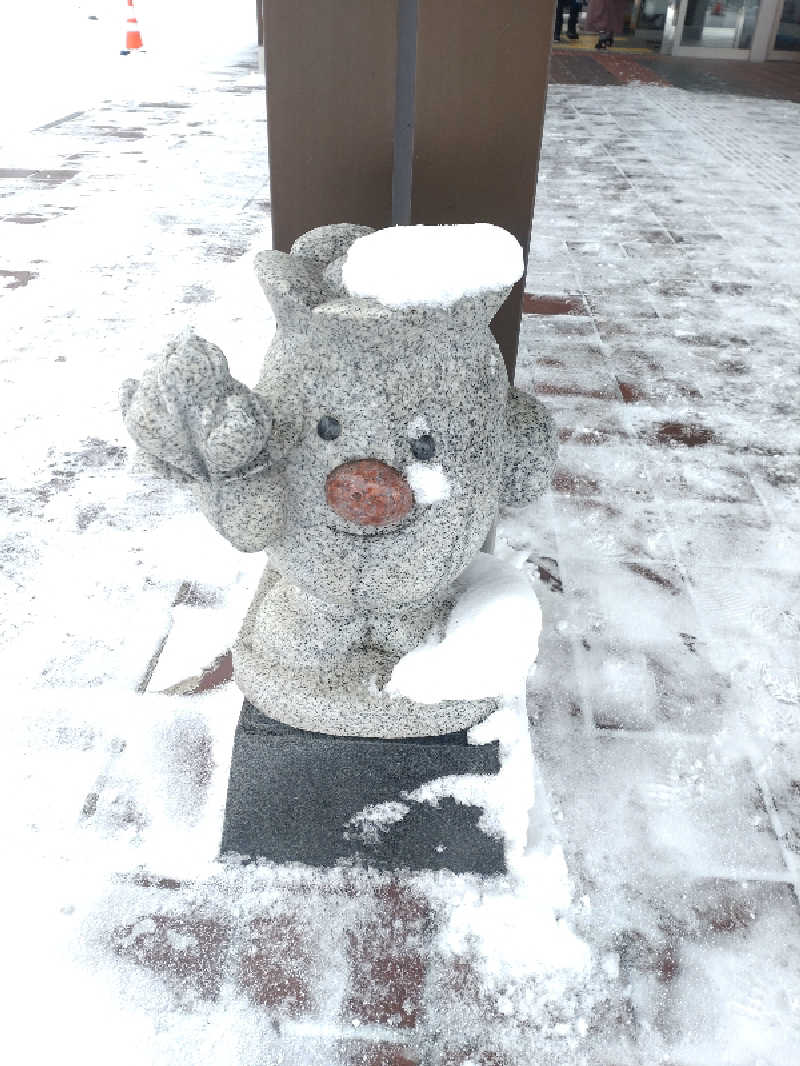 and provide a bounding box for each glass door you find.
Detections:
[661,0,800,55]
[668,0,761,55]
[769,0,800,55]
